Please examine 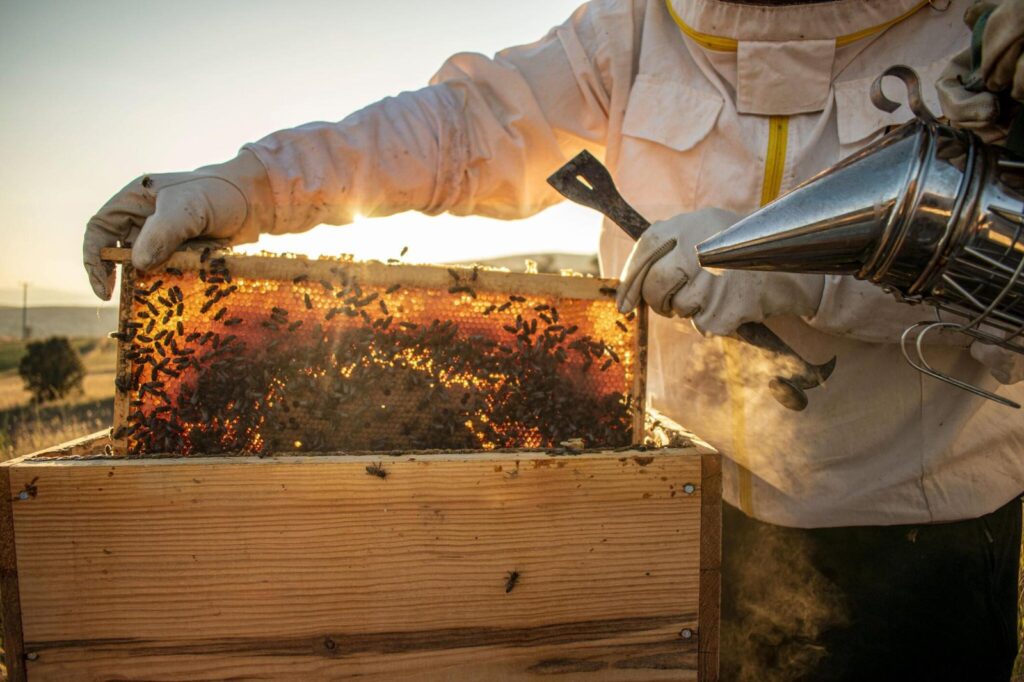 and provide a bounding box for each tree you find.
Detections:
[18,337,85,403]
